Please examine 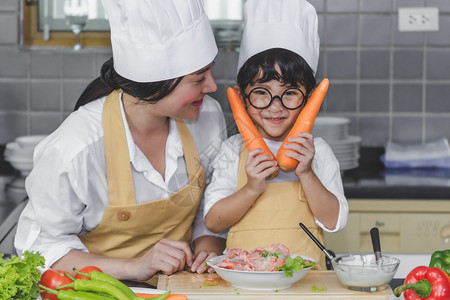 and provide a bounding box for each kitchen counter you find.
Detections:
[342,147,450,199]
[128,274,406,300]
[157,271,394,299]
